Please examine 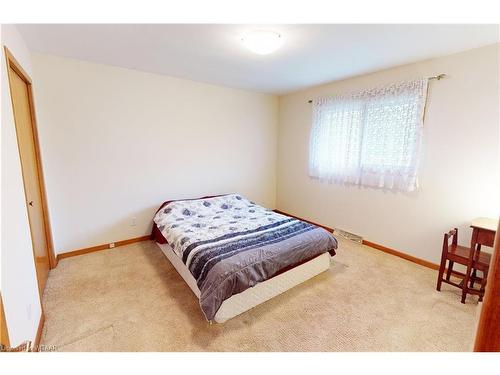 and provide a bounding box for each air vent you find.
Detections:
[334,228,363,243]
